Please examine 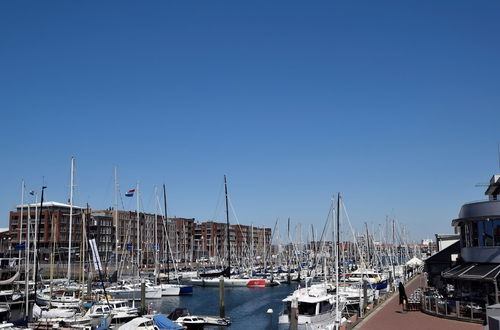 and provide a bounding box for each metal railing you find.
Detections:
[421,295,485,323]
